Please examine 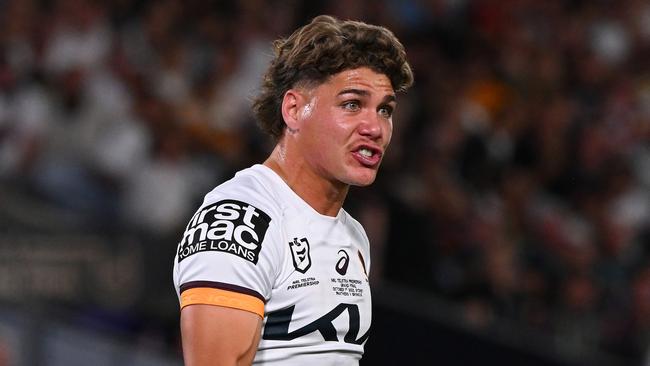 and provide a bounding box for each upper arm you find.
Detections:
[174,191,283,365]
[181,304,263,366]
